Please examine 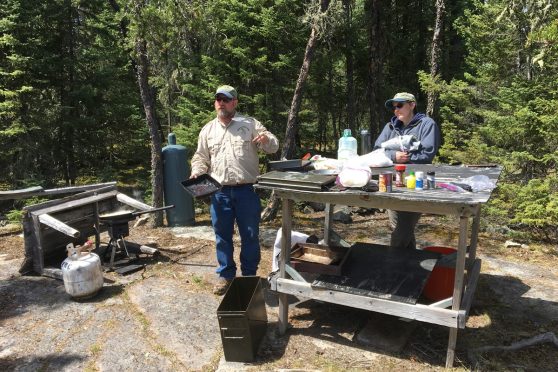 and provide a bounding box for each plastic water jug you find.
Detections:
[338,129,358,161]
